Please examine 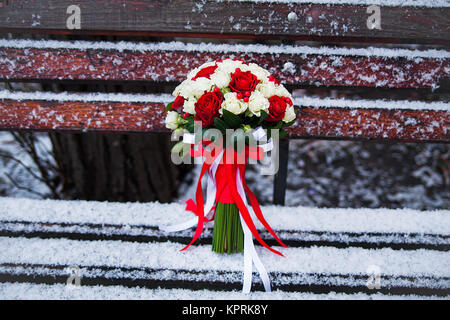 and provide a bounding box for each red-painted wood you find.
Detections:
[0,99,447,142]
[0,0,448,44]
[1,47,448,90]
